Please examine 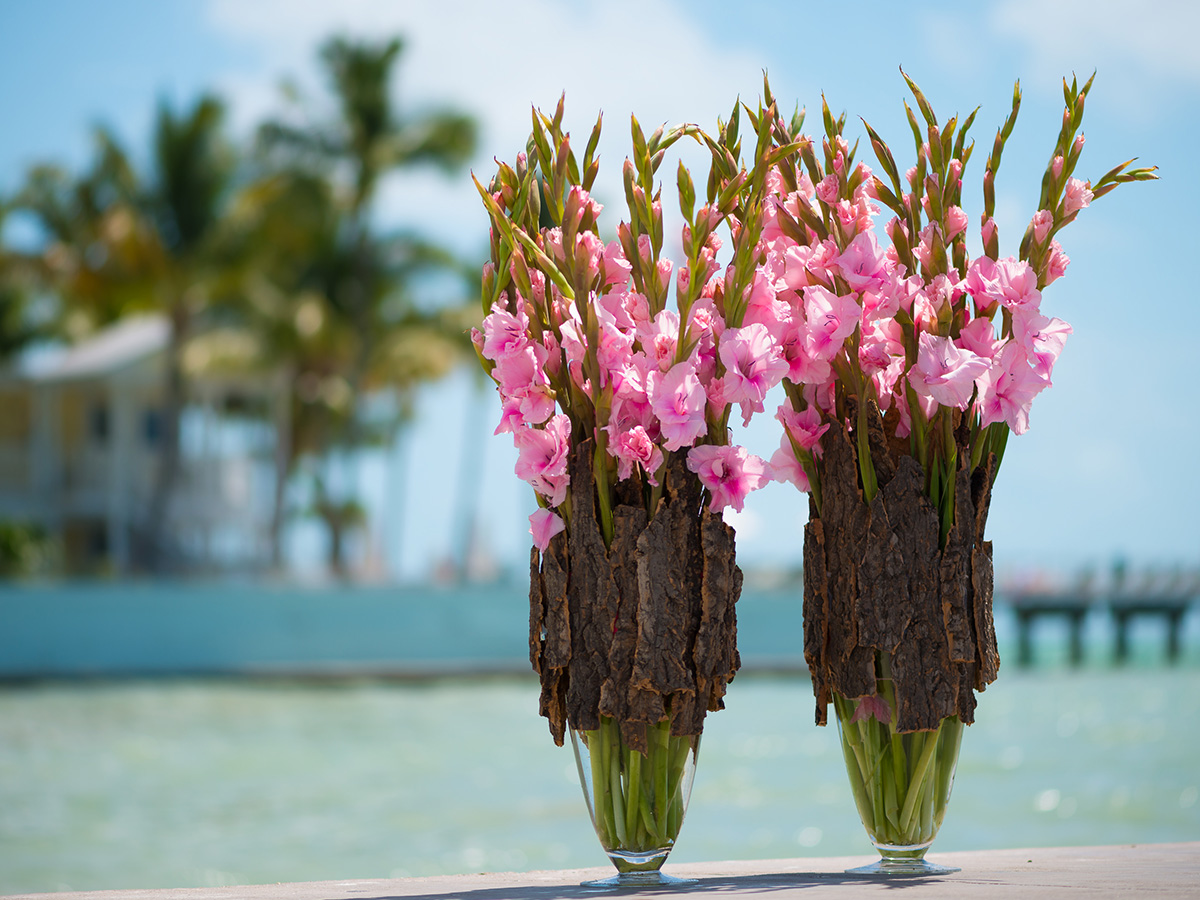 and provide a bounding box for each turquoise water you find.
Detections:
[2,668,1199,894]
